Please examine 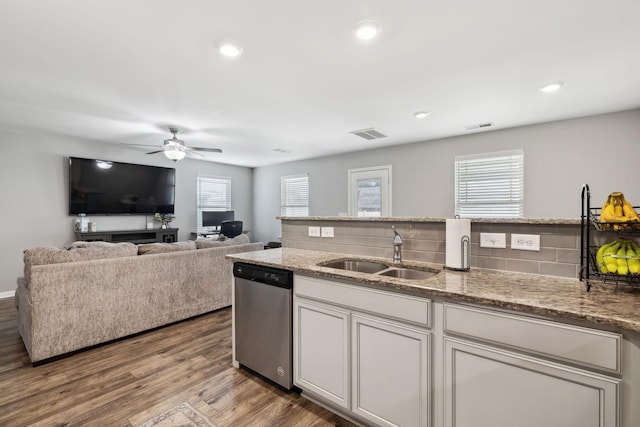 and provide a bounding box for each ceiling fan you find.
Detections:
[123,127,222,162]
